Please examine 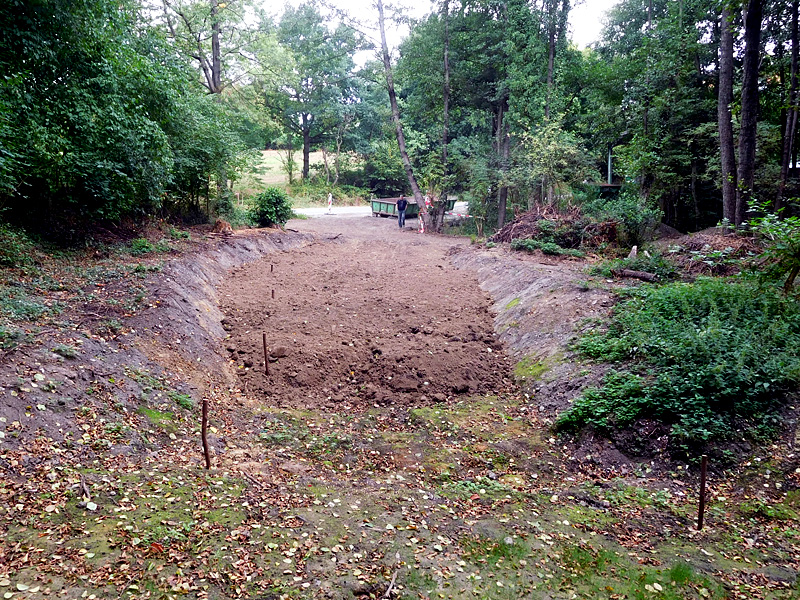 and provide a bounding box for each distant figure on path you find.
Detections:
[396,195,408,228]
[327,192,333,214]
